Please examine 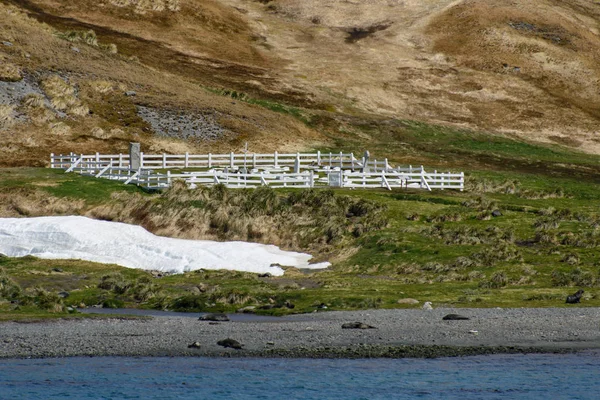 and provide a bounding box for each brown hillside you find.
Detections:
[1,0,600,167]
